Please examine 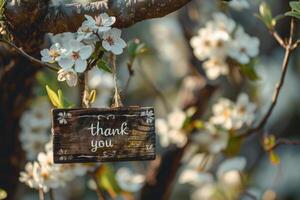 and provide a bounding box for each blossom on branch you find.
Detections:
[156,109,188,148]
[57,68,78,87]
[84,13,116,33]
[190,12,259,80]
[228,0,250,11]
[58,39,93,72]
[19,140,93,193]
[102,28,127,55]
[115,167,145,192]
[210,93,256,131]
[40,43,65,63]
